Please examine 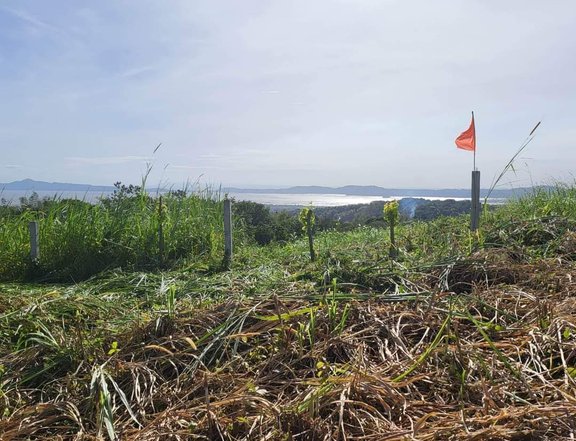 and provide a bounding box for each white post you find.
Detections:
[29,221,39,261]
[223,198,232,269]
[471,170,481,231]
[158,196,165,263]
